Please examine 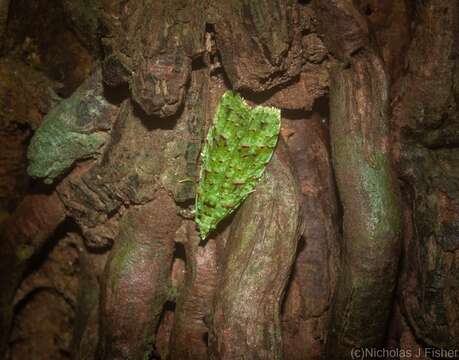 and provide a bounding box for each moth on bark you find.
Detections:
[196,91,281,239]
